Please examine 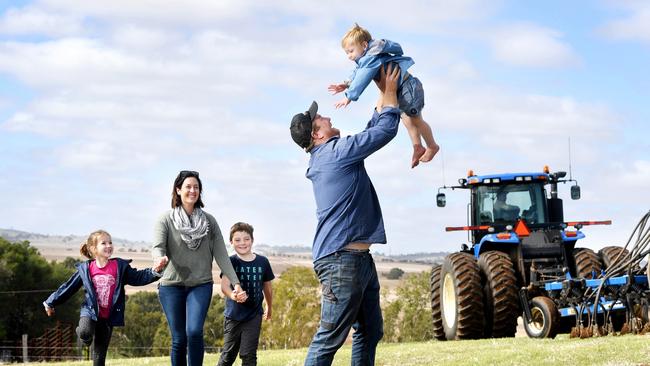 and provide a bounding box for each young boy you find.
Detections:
[217,222,274,366]
[329,23,440,168]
